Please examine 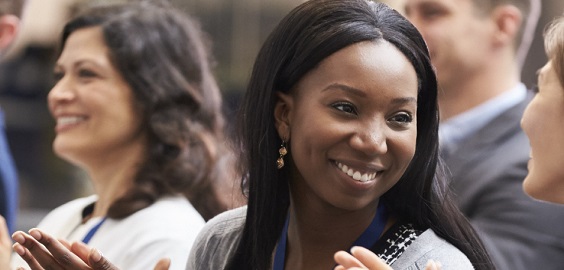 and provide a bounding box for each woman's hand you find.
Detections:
[11,229,170,270]
[12,229,95,270]
[0,216,12,269]
[70,241,170,270]
[334,246,392,270]
[334,246,442,270]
